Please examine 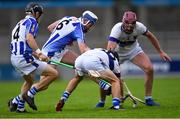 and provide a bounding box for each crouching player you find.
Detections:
[56,48,123,111]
